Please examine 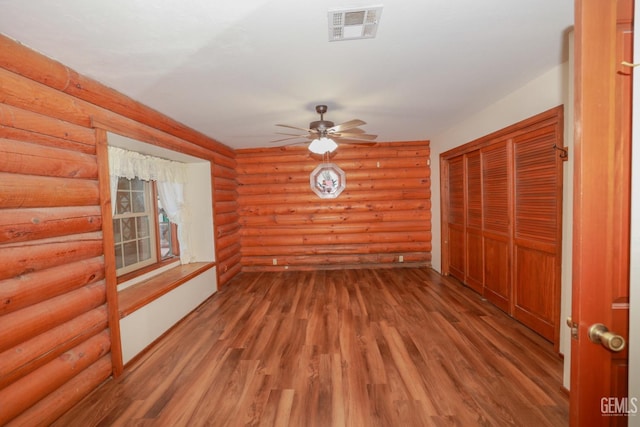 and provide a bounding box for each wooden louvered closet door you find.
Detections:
[440,106,563,344]
[512,125,563,343]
